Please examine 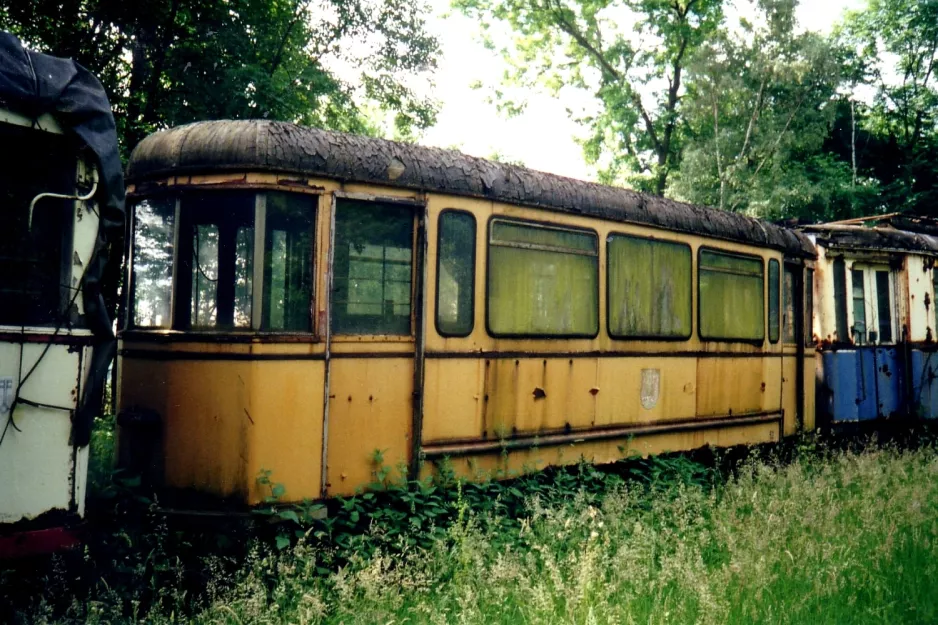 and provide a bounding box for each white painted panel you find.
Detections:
[906,254,933,342]
[0,342,82,523]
